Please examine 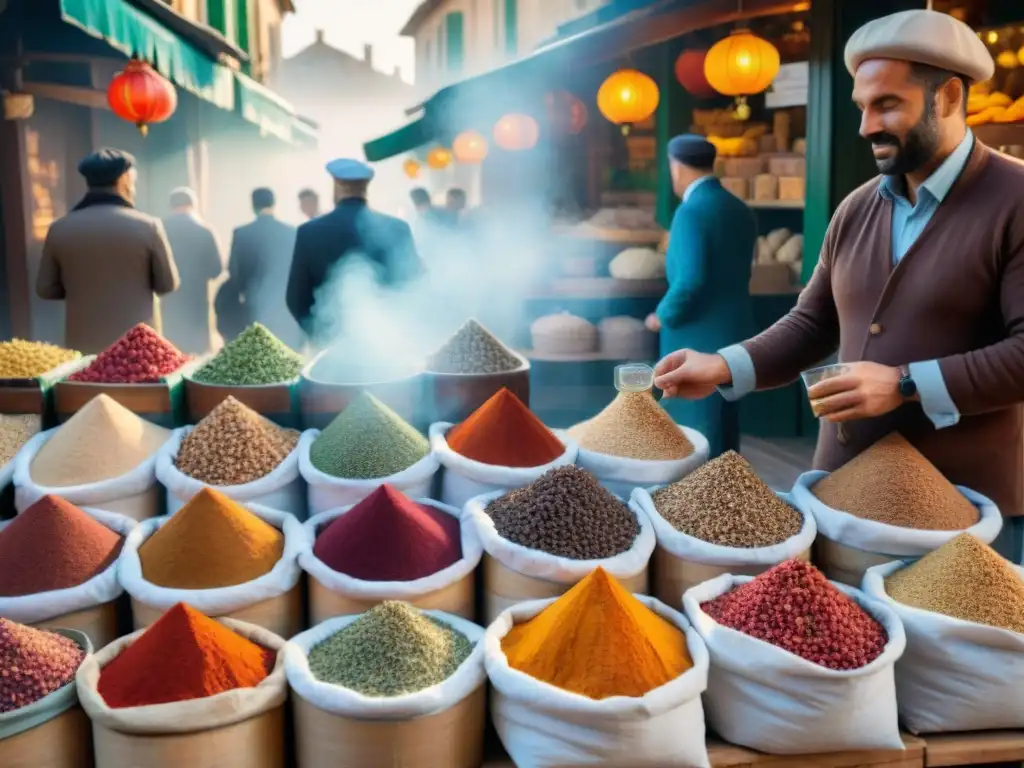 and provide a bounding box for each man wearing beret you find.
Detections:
[37,148,180,353]
[646,134,758,457]
[654,10,1024,561]
[286,158,421,345]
